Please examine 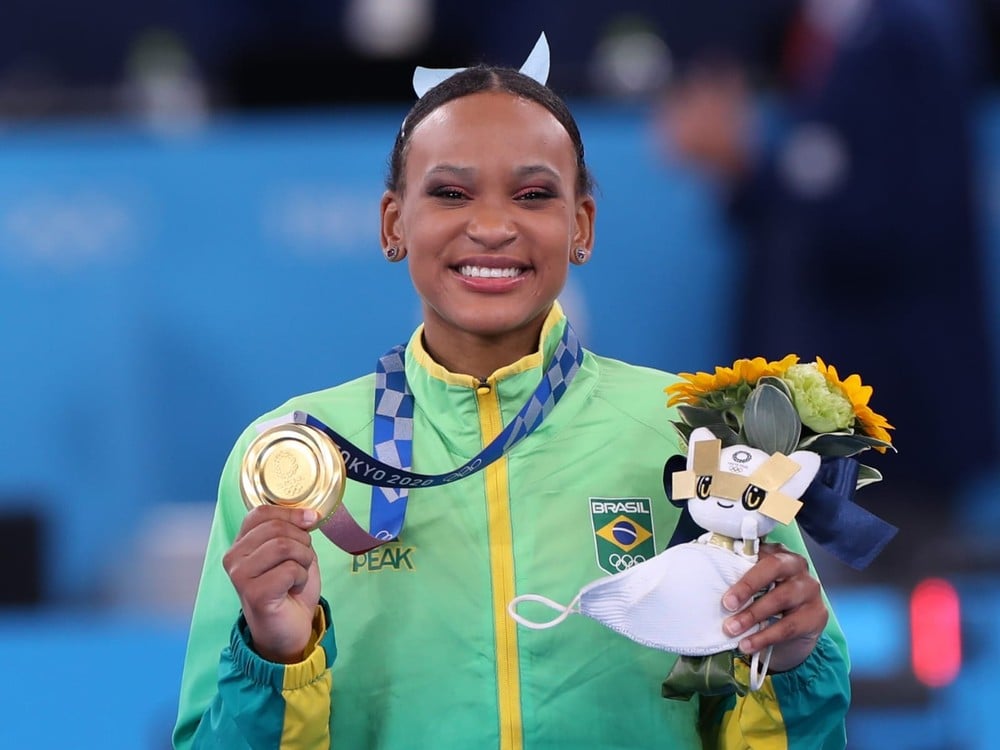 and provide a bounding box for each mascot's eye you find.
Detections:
[742,484,766,510]
[695,475,712,499]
